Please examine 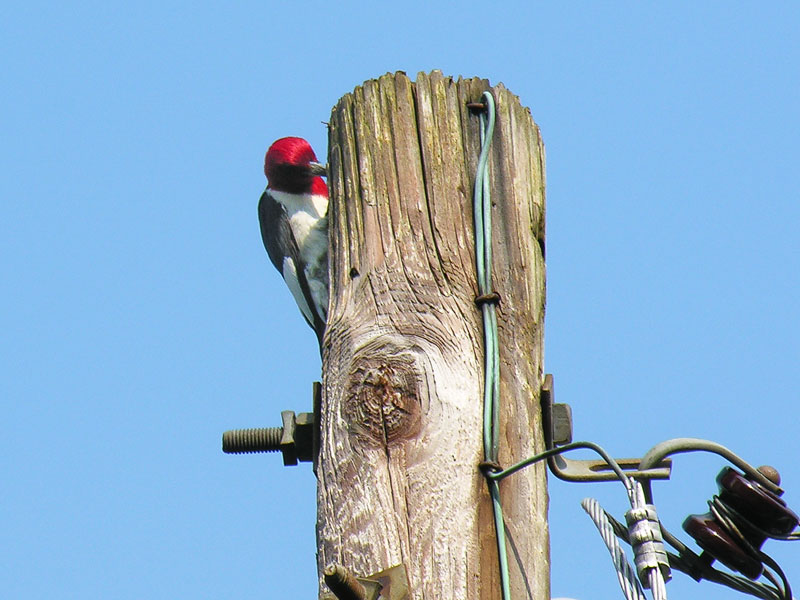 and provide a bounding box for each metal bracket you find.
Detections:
[365,564,409,600]
[323,563,409,600]
[540,374,672,482]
